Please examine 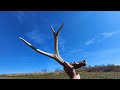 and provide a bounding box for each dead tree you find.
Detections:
[19,23,87,79]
